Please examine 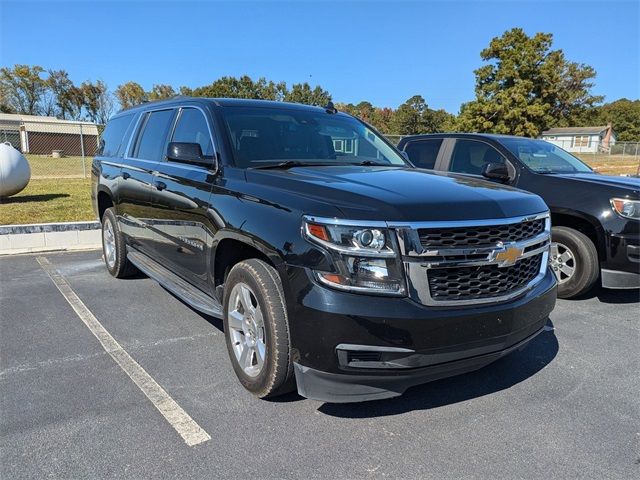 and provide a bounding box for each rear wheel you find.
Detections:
[550,226,599,299]
[223,259,294,398]
[101,208,138,278]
